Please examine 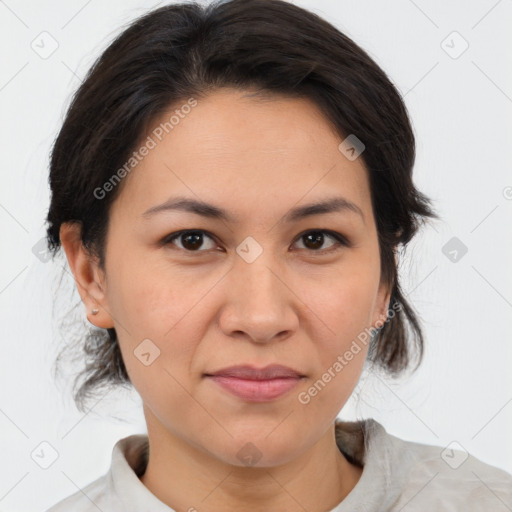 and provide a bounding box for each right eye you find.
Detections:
[162,230,219,252]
